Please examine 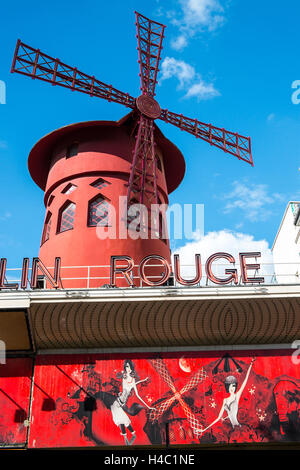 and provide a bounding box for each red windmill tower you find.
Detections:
[11,12,253,289]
